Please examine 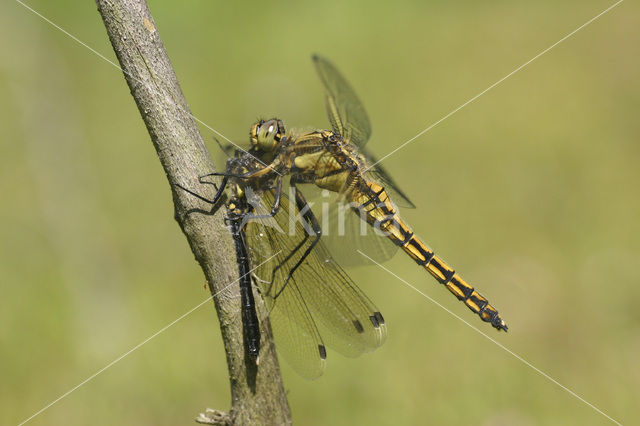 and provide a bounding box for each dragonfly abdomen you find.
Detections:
[404,236,507,331]
[356,181,508,331]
